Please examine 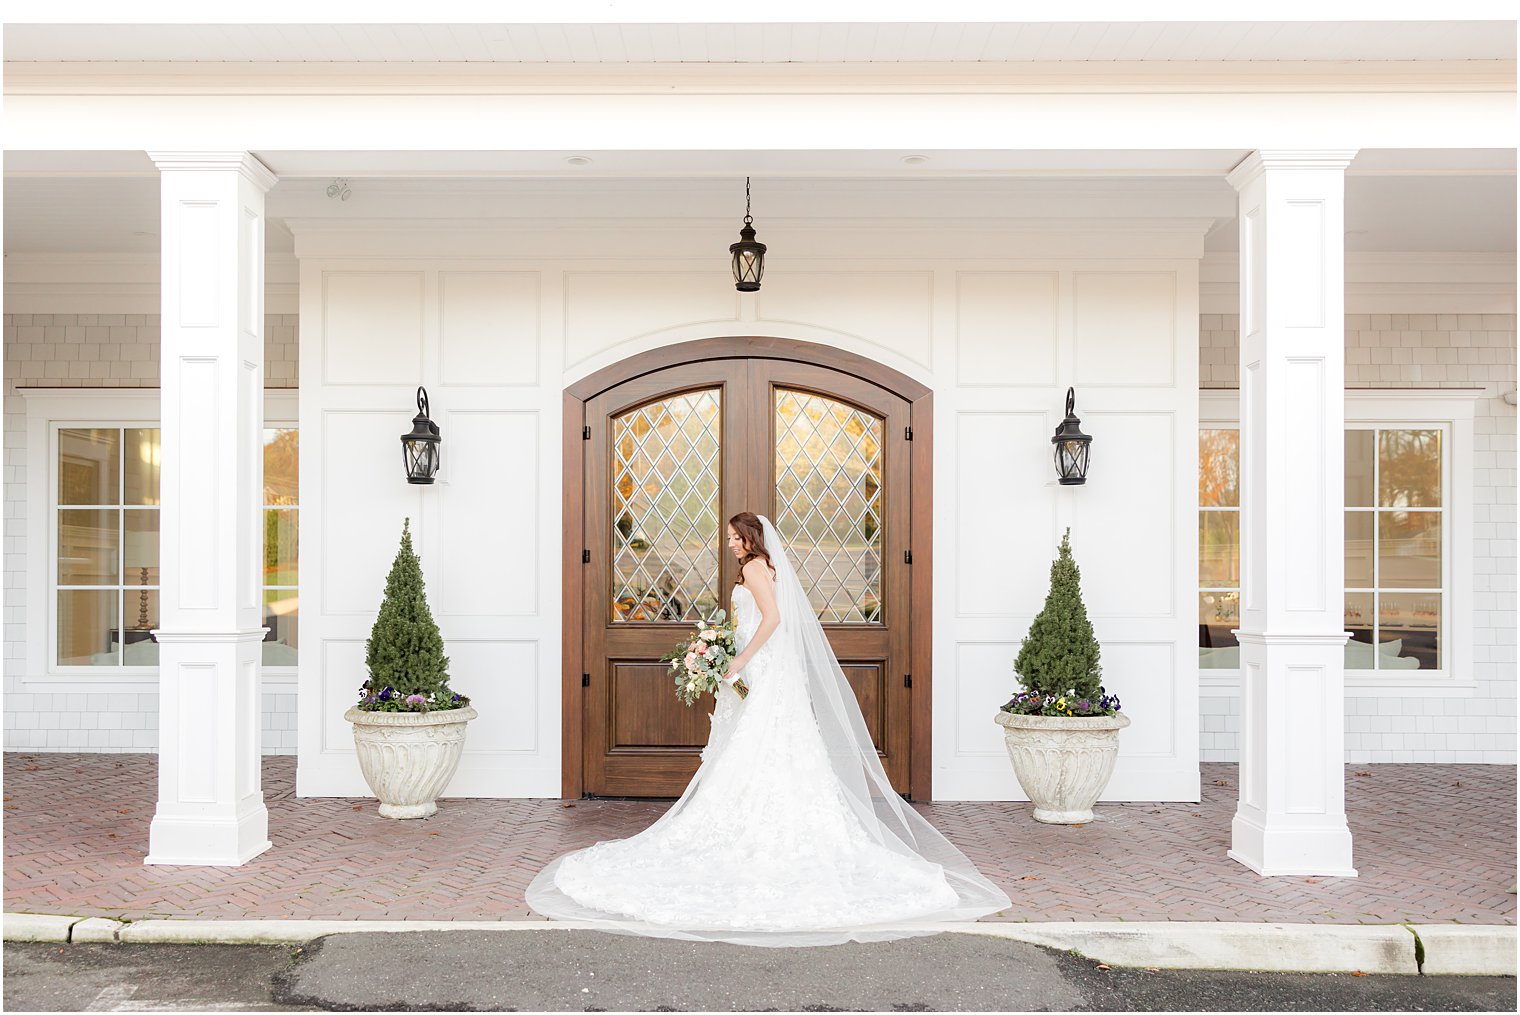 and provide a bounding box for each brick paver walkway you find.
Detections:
[3,754,1513,925]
